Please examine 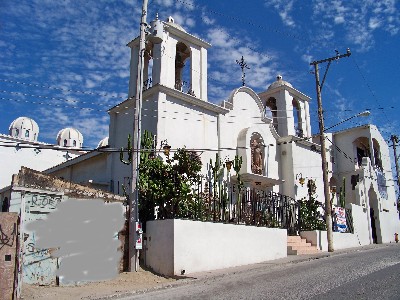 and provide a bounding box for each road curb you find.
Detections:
[95,243,399,299]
